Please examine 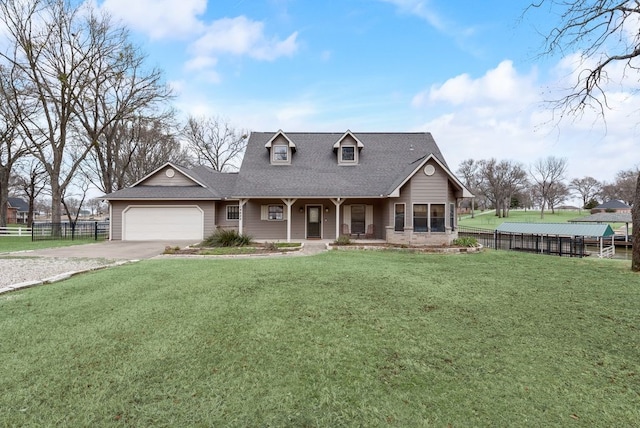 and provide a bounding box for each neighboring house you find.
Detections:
[7,197,29,224]
[103,130,473,244]
[590,200,632,214]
